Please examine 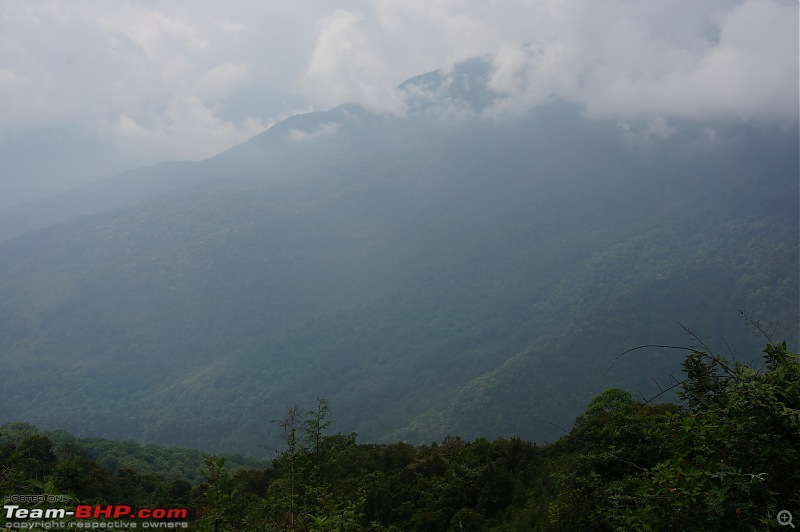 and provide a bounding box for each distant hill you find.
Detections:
[0,62,796,455]
[0,161,208,244]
